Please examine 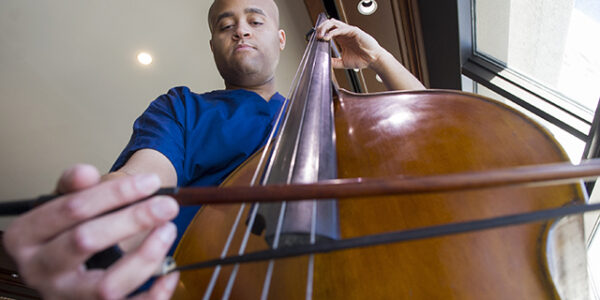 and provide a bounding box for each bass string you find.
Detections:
[213,23,321,299]
[304,21,331,300]
[256,20,326,299]
[201,203,247,300]
[260,201,287,300]
[255,22,326,300]
[253,22,324,299]
[255,28,325,299]
[306,199,318,300]
[222,202,262,300]
[258,187,319,300]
